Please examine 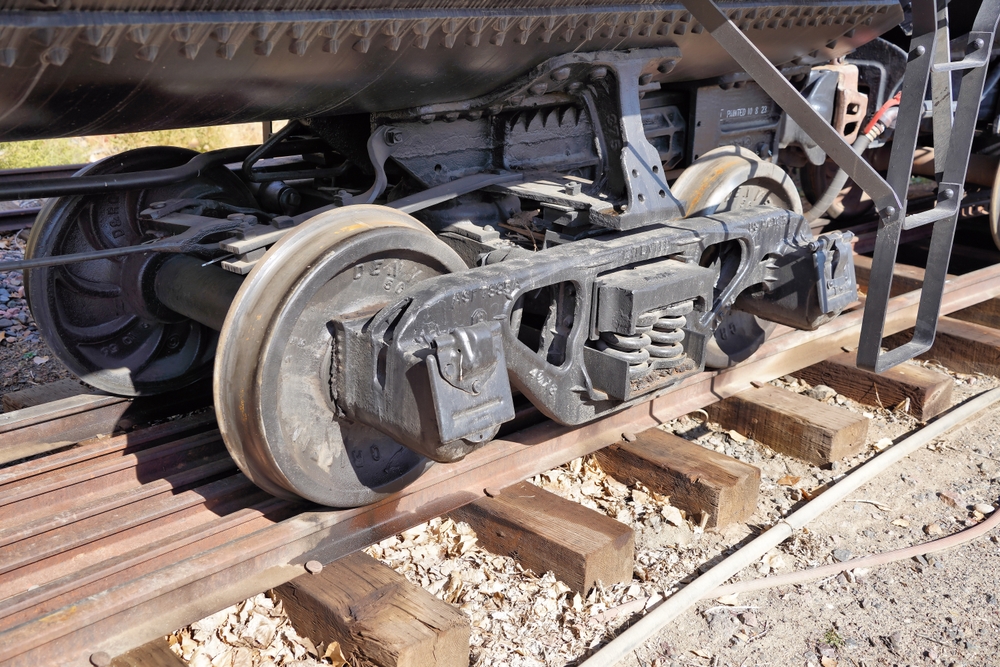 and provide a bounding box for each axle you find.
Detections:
[153,256,244,332]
